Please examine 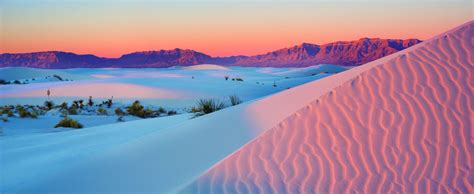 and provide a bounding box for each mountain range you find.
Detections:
[0,38,421,68]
